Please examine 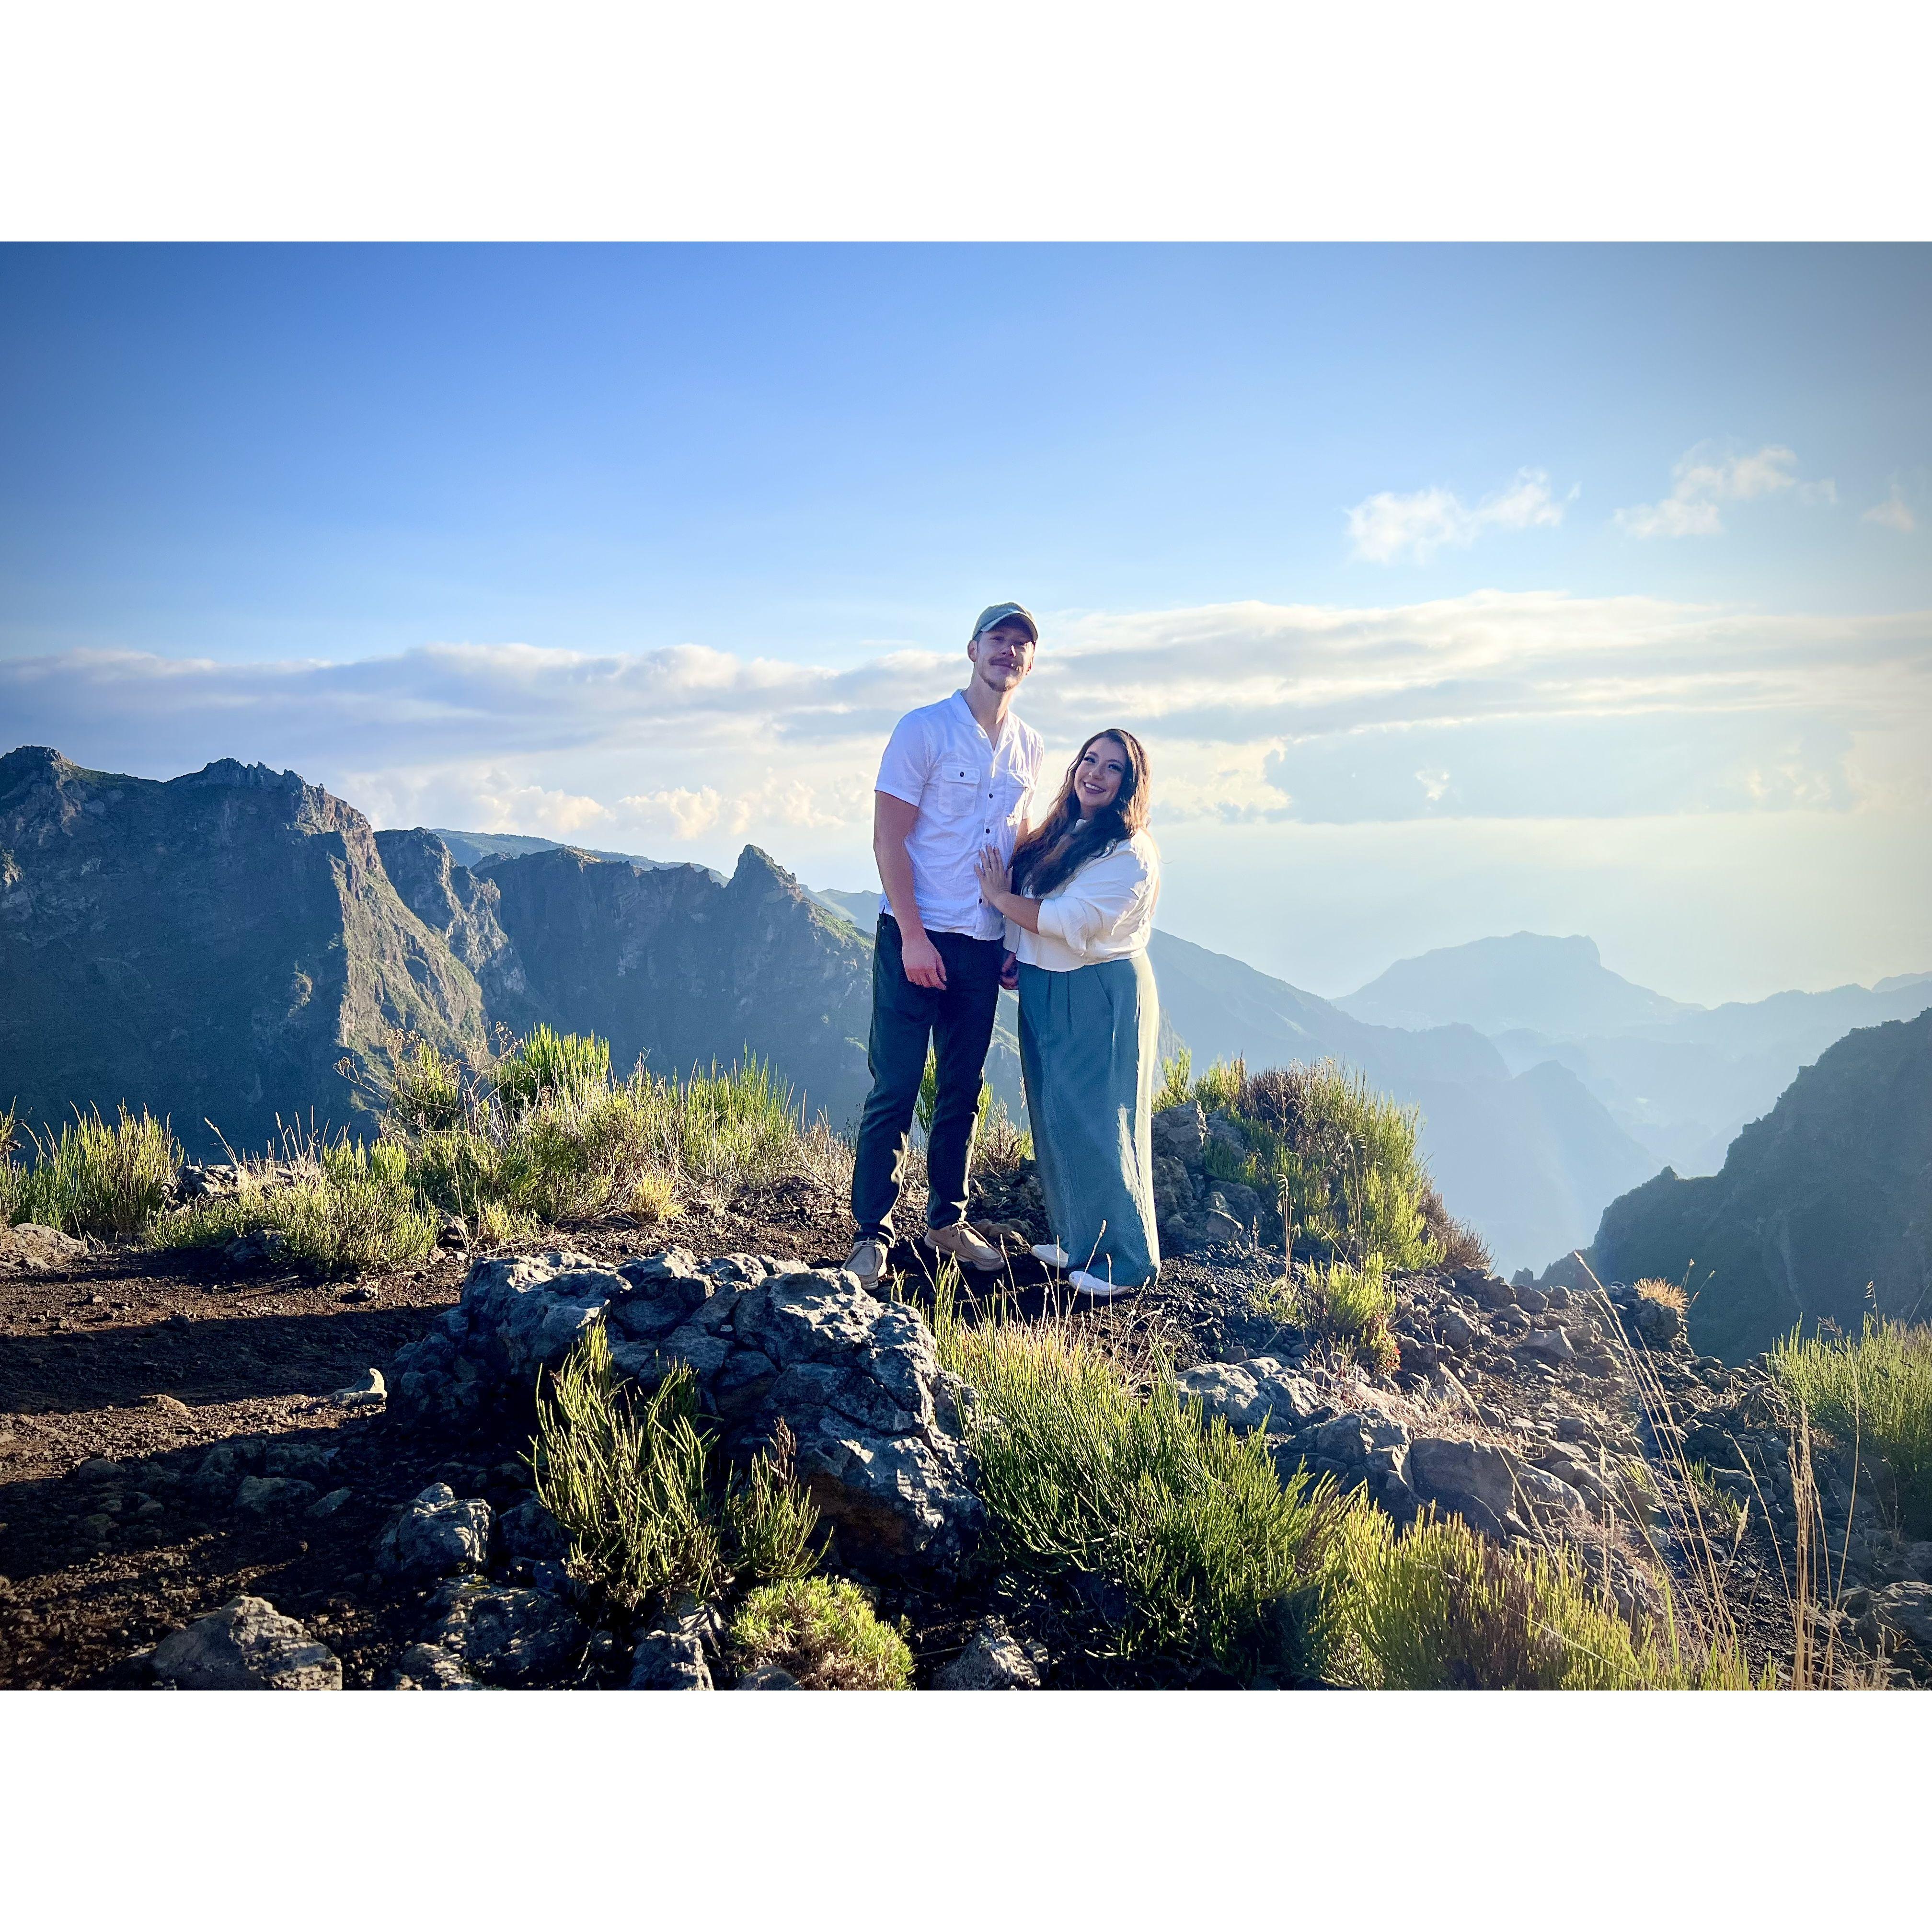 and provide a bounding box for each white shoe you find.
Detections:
[1031,1243,1070,1270]
[1070,1268,1142,1300]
